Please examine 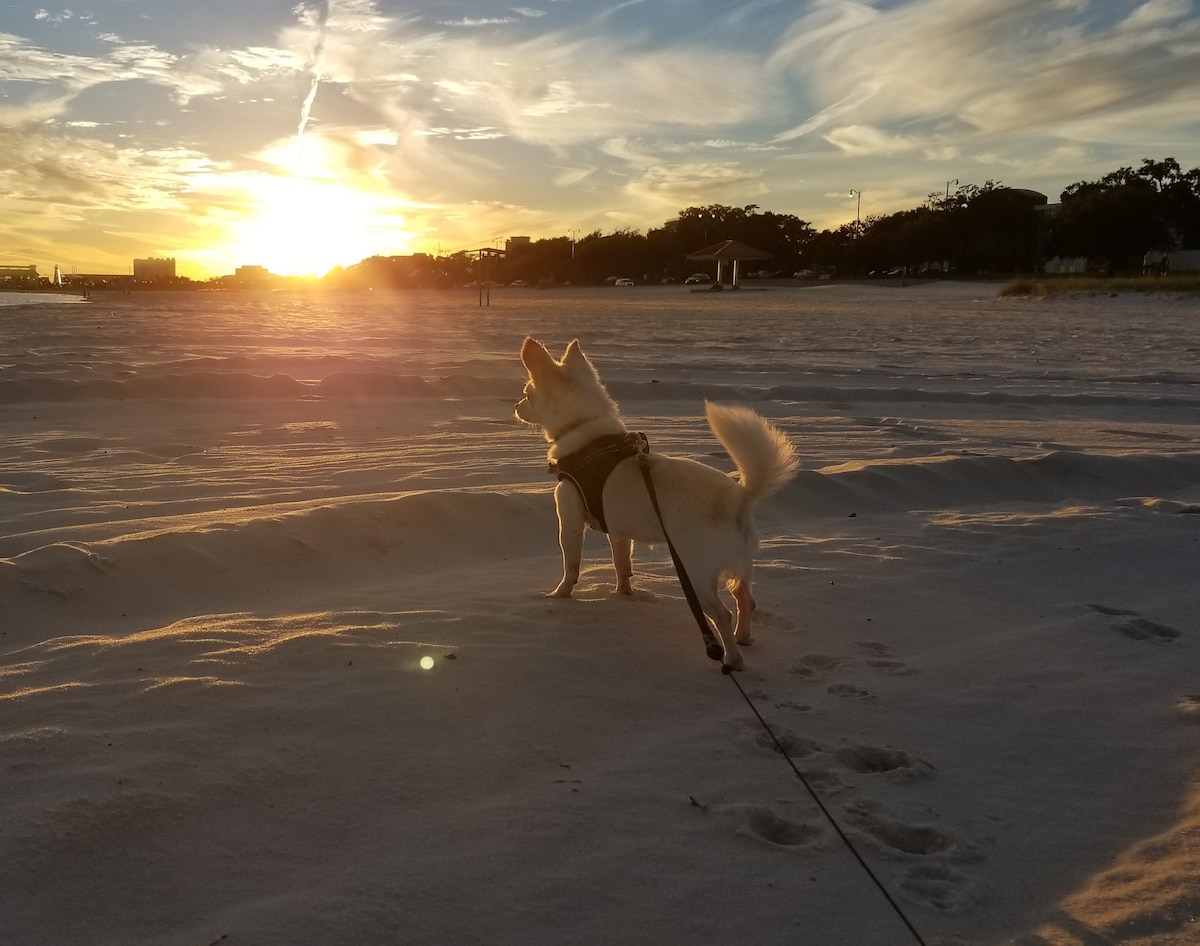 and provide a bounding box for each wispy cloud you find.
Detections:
[771,0,1200,152]
[438,18,521,27]
[823,125,923,157]
[3,0,1200,274]
[0,125,215,209]
[0,31,298,113]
